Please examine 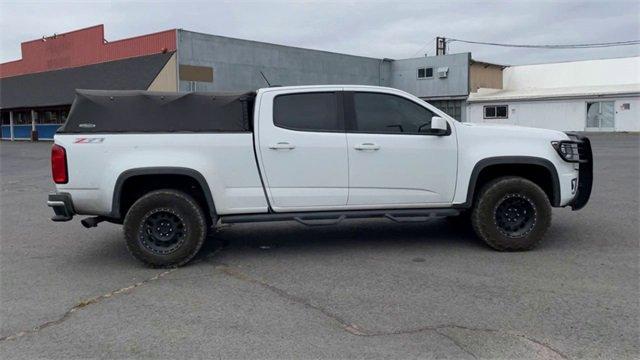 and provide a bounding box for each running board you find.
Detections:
[220,208,459,226]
